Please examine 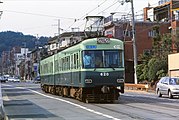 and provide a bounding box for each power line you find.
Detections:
[65,0,120,31]
[64,0,109,31]
[97,0,119,15]
[4,10,76,20]
[78,0,108,20]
